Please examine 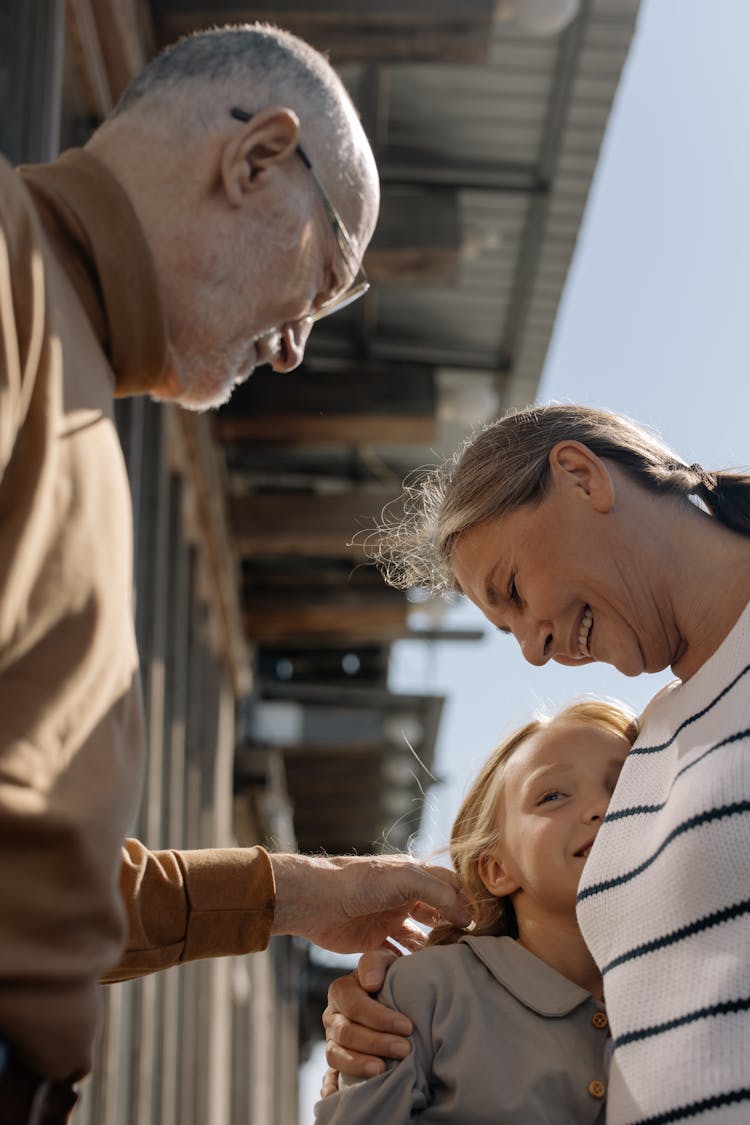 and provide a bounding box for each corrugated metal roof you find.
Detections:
[299,0,641,424]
